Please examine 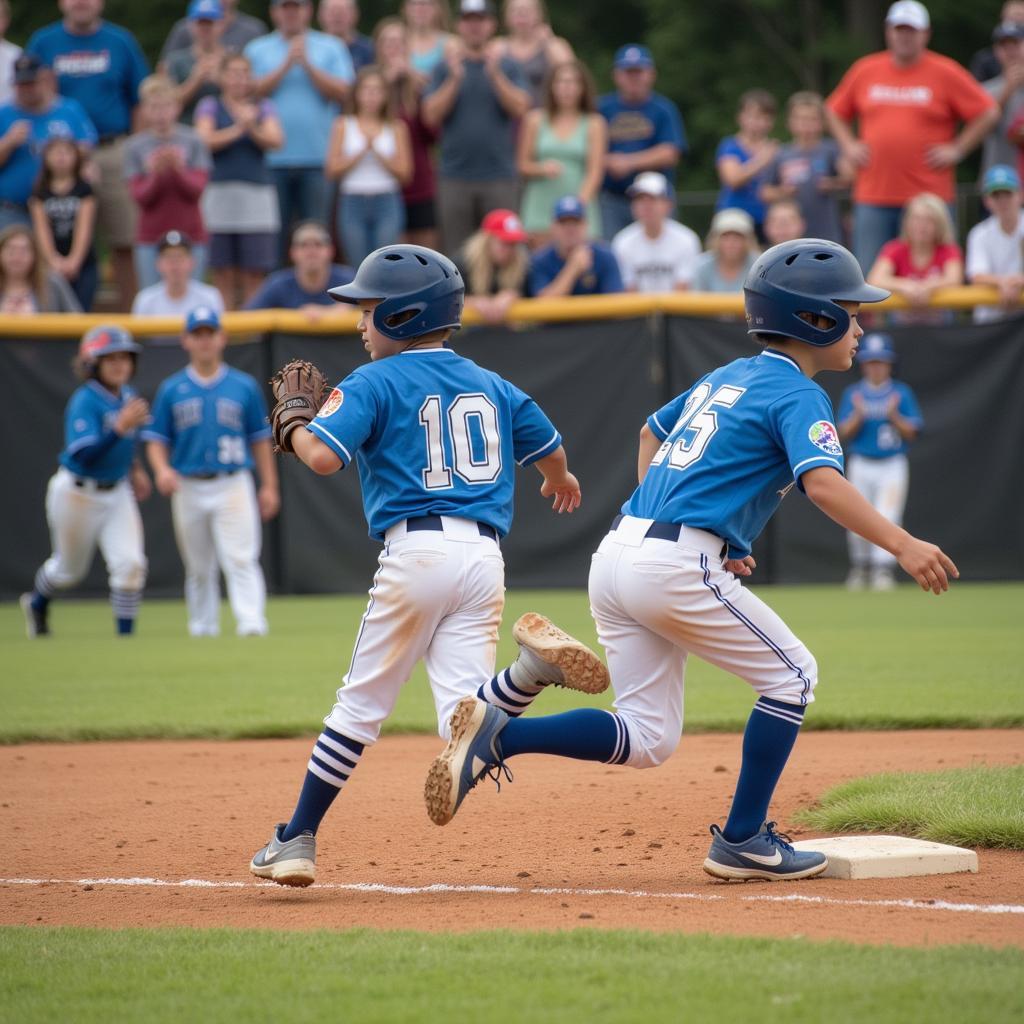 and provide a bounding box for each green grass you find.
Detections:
[2,584,1023,743]
[796,765,1024,849]
[1,927,1022,1024]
